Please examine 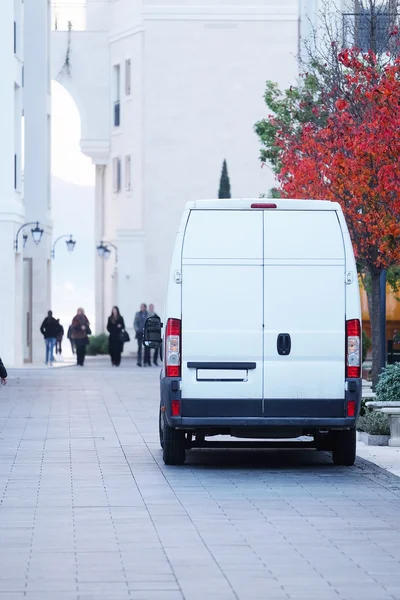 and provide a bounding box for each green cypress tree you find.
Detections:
[218,159,231,199]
